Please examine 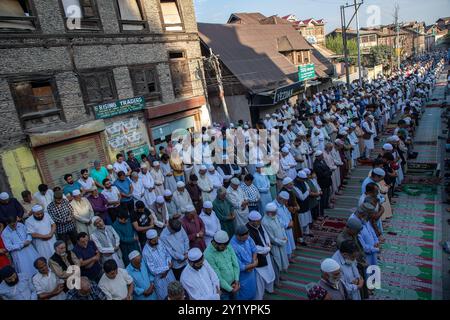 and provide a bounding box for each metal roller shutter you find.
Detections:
[34,133,107,188]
